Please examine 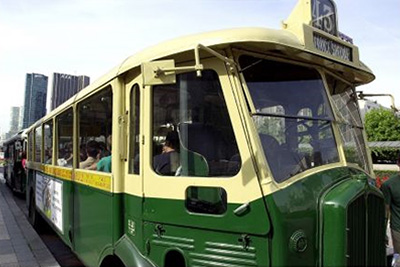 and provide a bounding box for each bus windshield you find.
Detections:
[240,55,339,182]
